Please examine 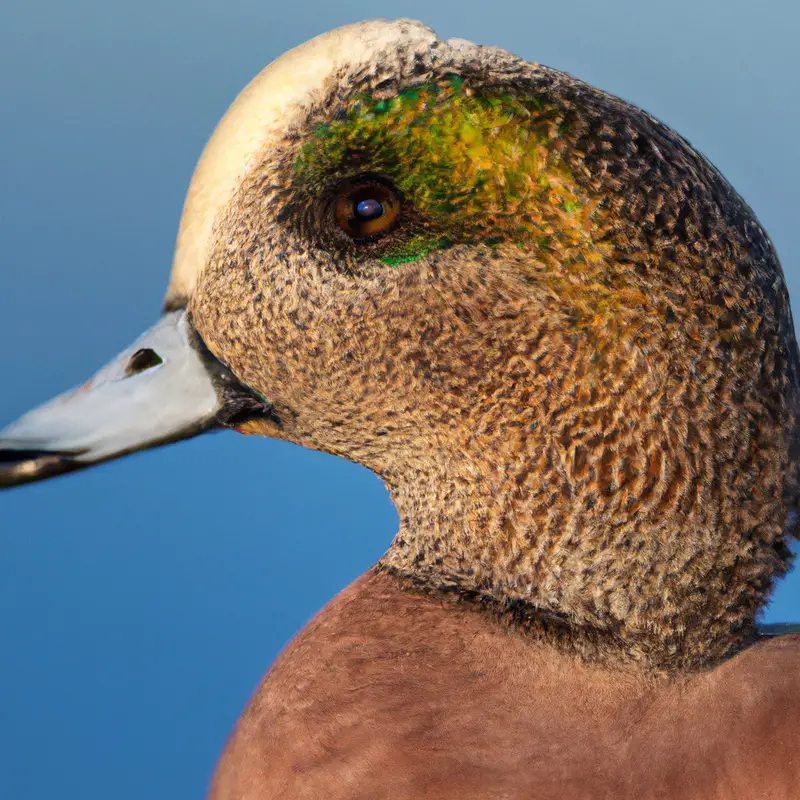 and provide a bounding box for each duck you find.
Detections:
[1,18,799,799]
